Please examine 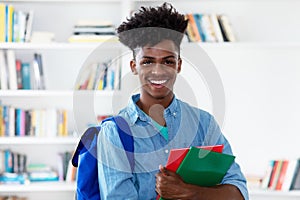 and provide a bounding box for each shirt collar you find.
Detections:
[125,94,179,126]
